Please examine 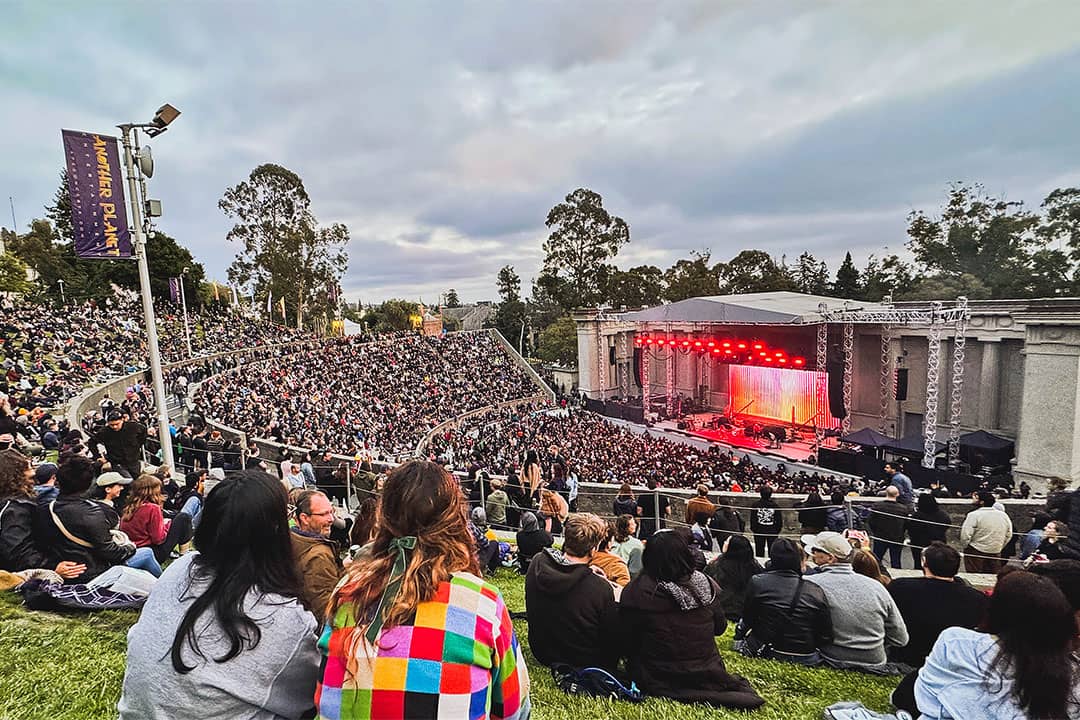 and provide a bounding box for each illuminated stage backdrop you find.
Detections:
[728,364,840,429]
